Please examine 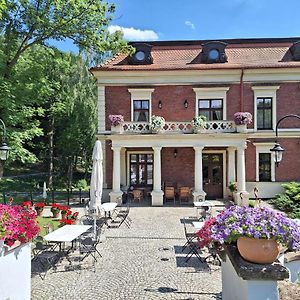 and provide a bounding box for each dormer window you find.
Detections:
[201,41,228,64]
[129,43,153,65]
[290,41,300,61]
